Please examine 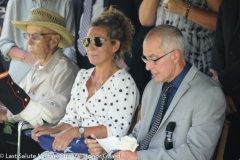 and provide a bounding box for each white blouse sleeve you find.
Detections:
[98,72,140,137]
